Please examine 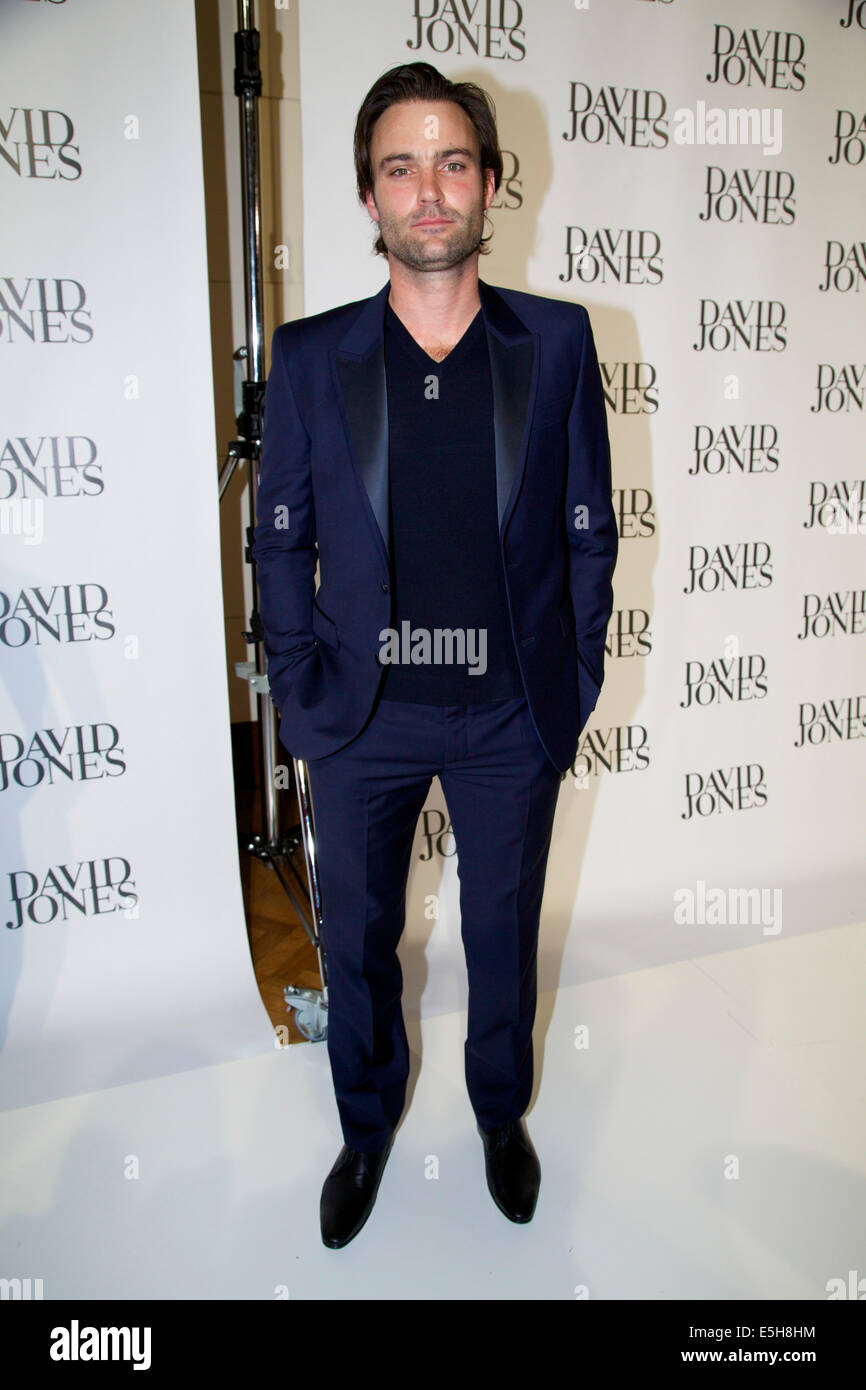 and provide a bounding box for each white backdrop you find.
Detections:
[0,0,273,1108]
[296,0,866,1015]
